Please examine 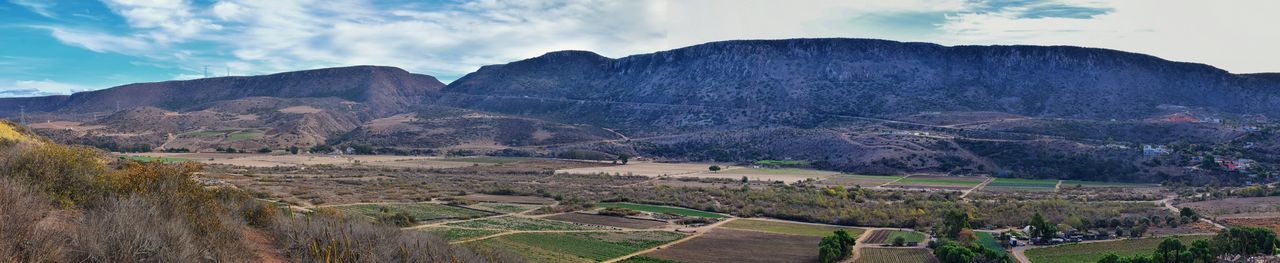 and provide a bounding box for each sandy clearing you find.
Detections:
[277,106,323,114]
[363,113,416,131]
[558,163,840,183]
